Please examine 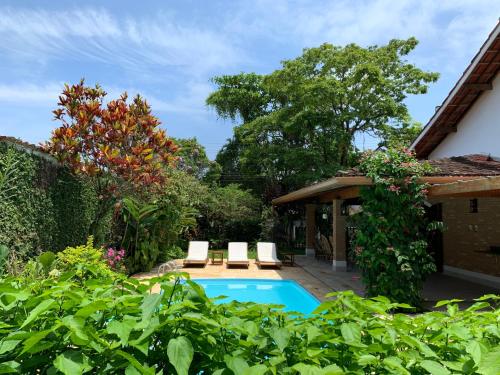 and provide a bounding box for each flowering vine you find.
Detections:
[352,147,439,306]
